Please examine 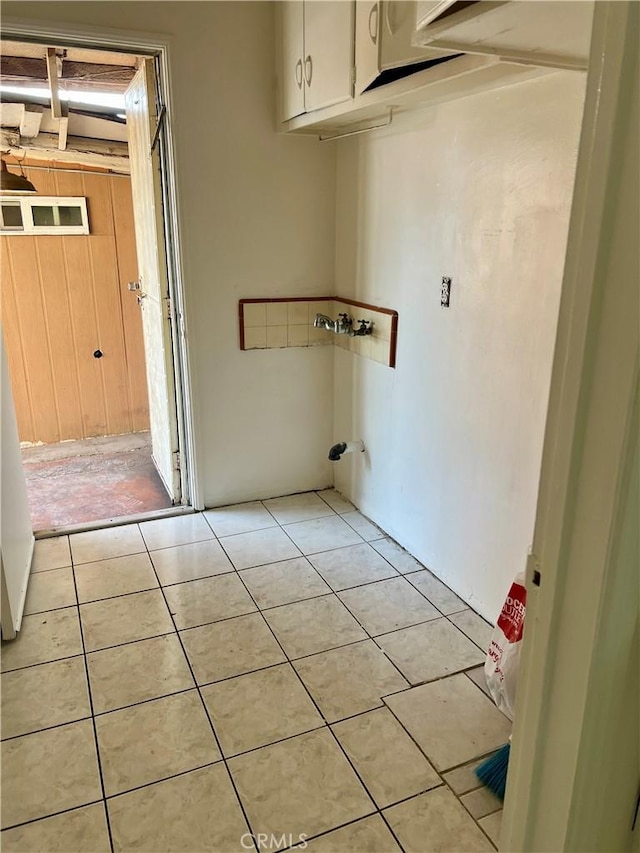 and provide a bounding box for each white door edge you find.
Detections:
[502,2,639,850]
